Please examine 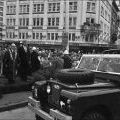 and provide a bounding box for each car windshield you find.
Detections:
[78,55,120,73]
[78,55,100,70]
